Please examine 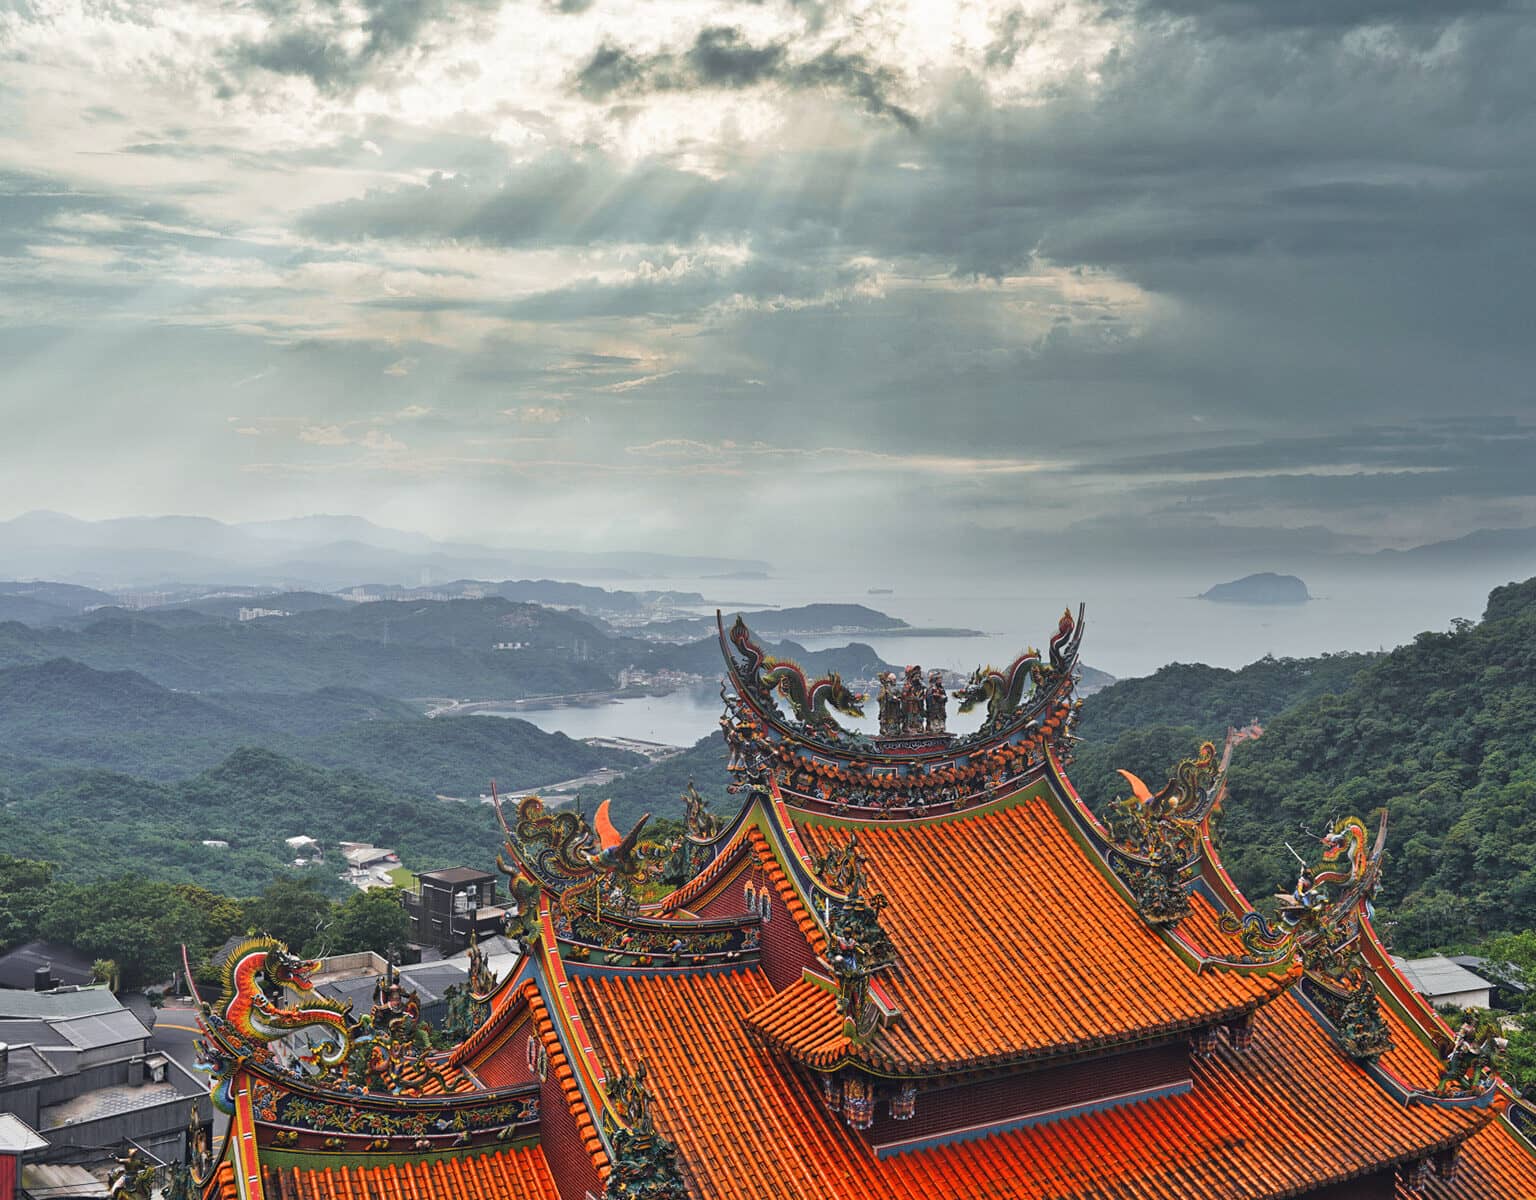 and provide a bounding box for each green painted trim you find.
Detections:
[256,1137,542,1171]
